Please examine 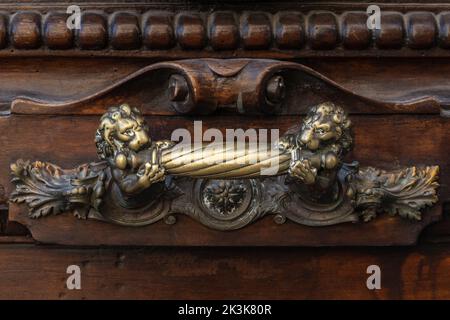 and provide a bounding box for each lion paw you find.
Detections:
[138,162,166,187]
[289,159,317,185]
